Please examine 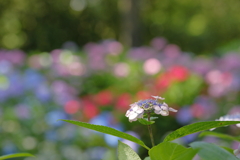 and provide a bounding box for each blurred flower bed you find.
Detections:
[1,38,240,160]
